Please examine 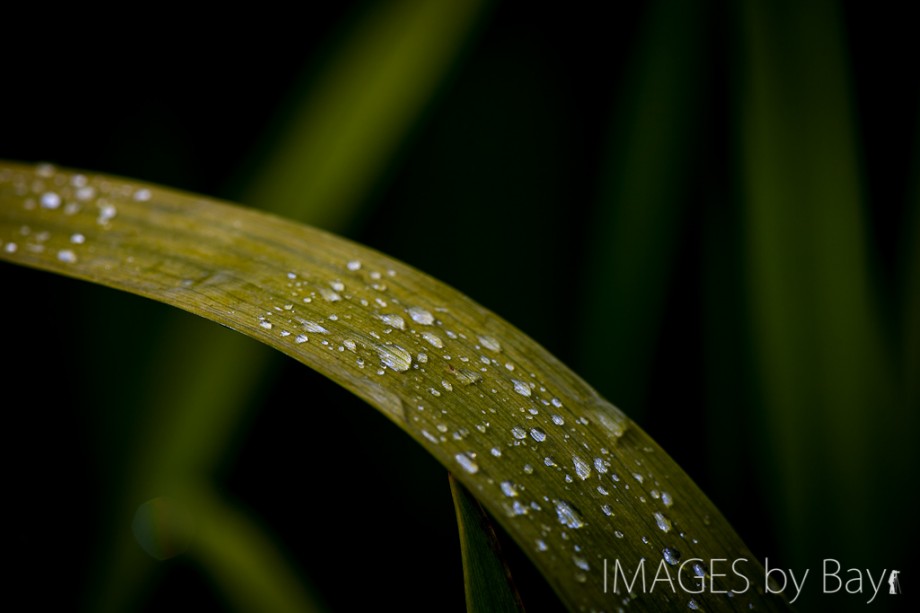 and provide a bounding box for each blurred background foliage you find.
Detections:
[1,0,917,611]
